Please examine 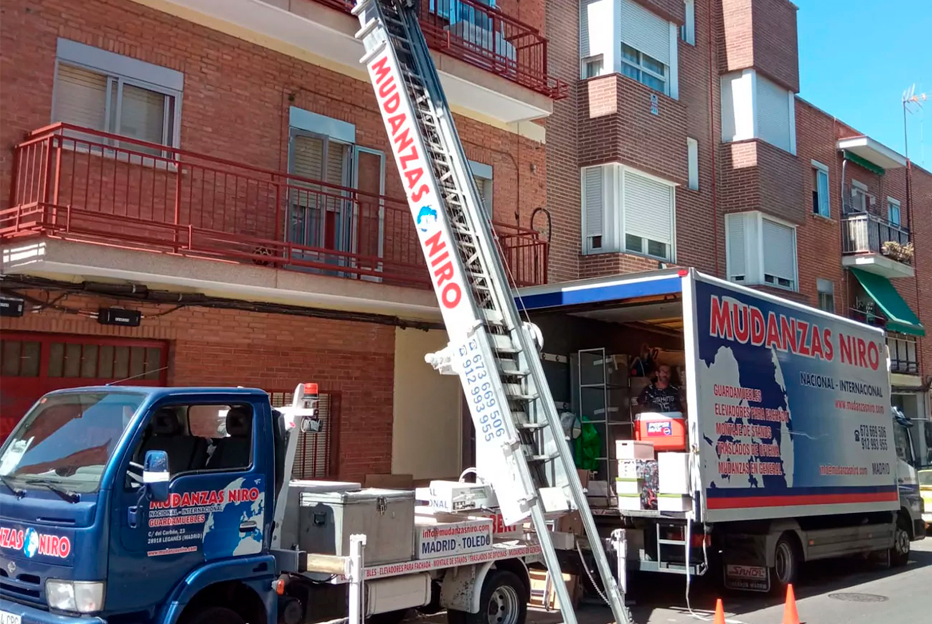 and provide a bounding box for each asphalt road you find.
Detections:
[528,535,932,624]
